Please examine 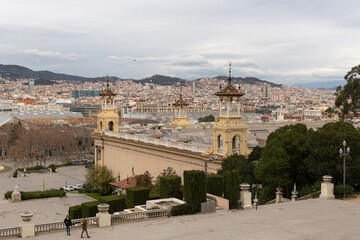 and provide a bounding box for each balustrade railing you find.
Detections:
[111,209,170,225]
[34,217,98,235]
[0,227,20,238]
